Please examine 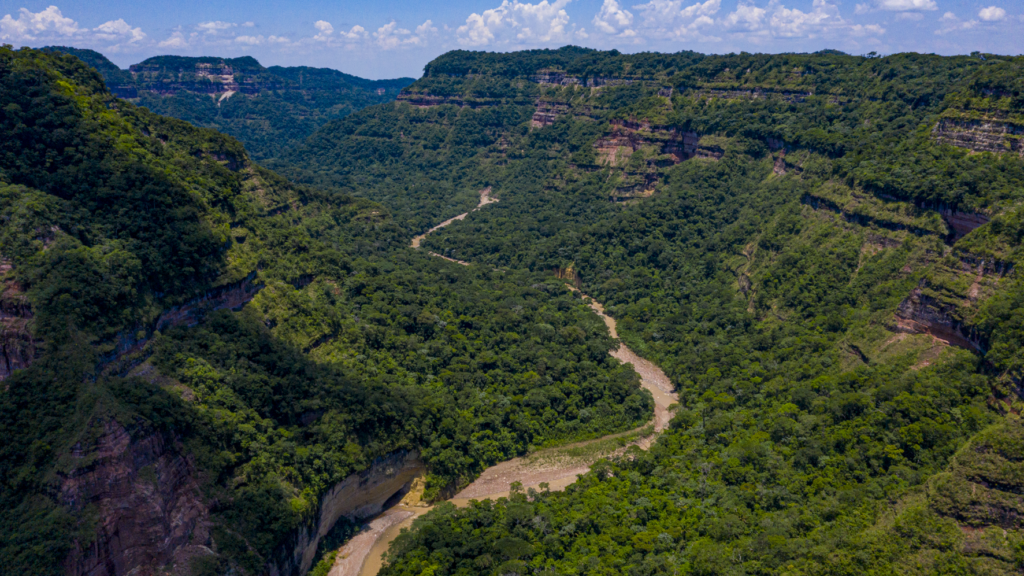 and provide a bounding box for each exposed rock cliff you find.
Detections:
[61,419,212,576]
[933,117,1024,156]
[268,451,424,576]
[894,283,983,352]
[0,277,36,382]
[686,87,813,103]
[1,272,263,381]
